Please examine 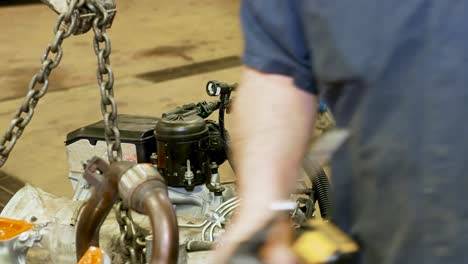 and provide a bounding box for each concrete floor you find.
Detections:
[0,0,242,198]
